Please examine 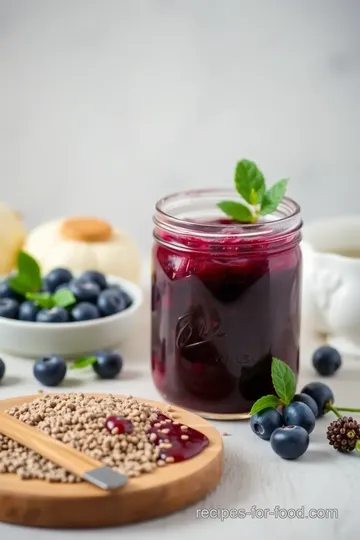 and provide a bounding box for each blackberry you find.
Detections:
[326,416,360,453]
